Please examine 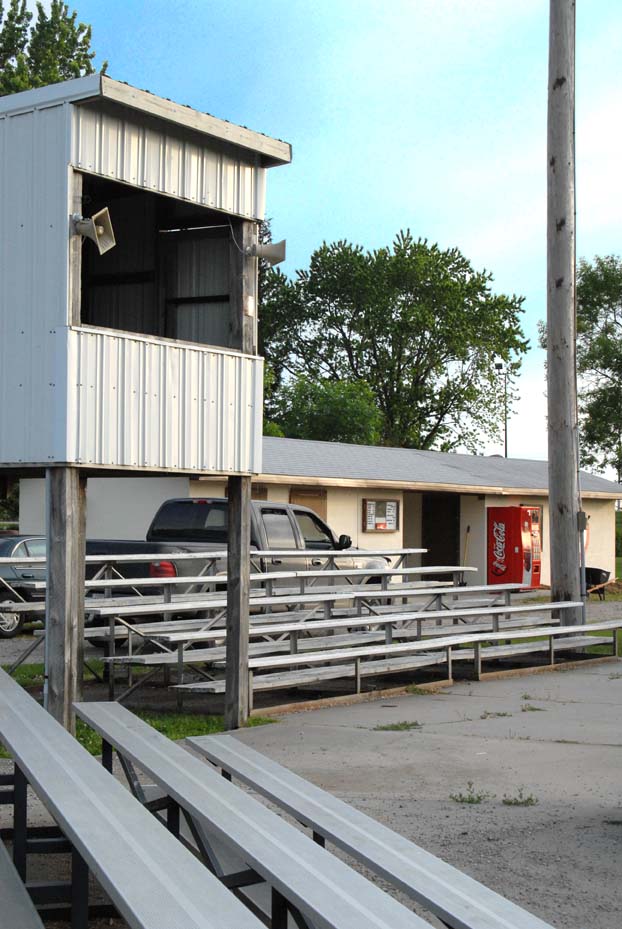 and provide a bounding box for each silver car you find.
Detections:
[0,535,46,637]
